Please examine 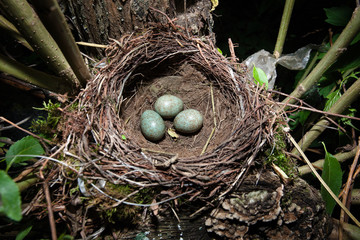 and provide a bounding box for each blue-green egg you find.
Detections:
[174,109,203,134]
[140,110,165,141]
[154,95,184,119]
